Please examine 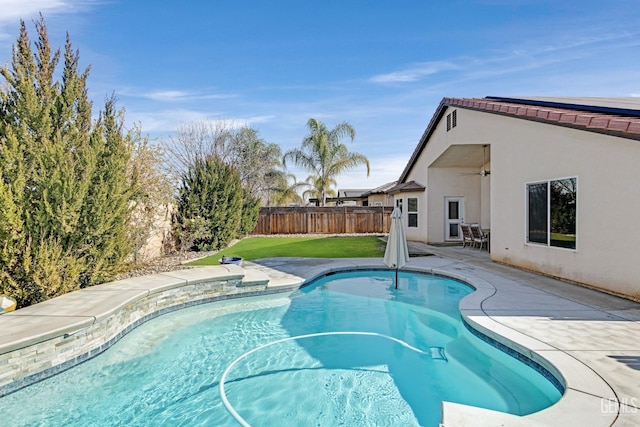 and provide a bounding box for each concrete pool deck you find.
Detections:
[0,245,638,426]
